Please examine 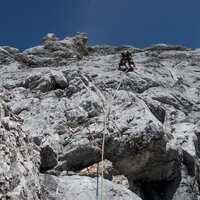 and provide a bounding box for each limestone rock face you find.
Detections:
[0,46,18,65]
[0,33,200,199]
[0,100,41,200]
[40,174,141,200]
